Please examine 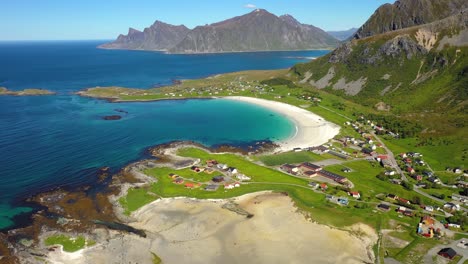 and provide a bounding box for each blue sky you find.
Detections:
[1,0,392,40]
